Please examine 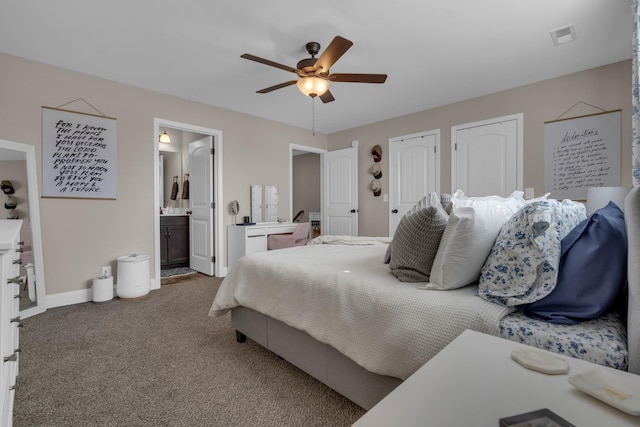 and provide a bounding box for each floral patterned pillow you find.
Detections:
[477,199,586,306]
